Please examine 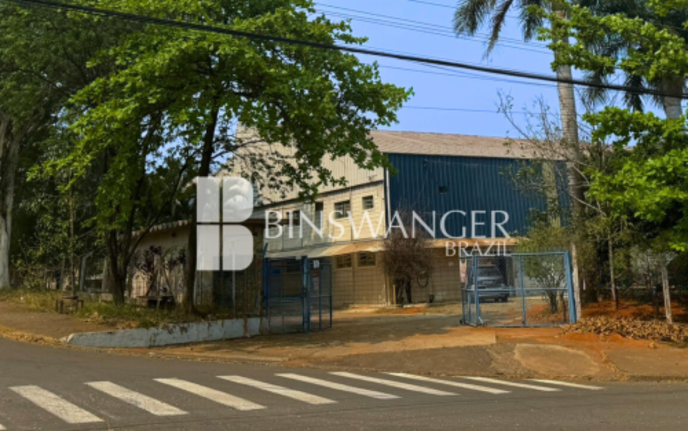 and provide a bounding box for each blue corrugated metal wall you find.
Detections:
[386,153,562,238]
